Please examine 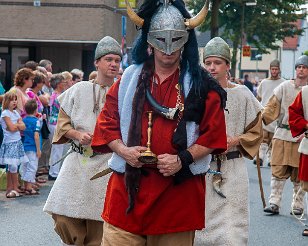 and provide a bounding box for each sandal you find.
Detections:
[6,190,23,198]
[302,229,308,237]
[36,177,47,183]
[25,189,40,195]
